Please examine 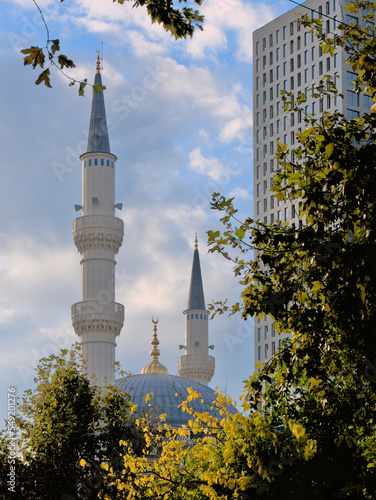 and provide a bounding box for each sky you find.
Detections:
[0,0,292,427]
